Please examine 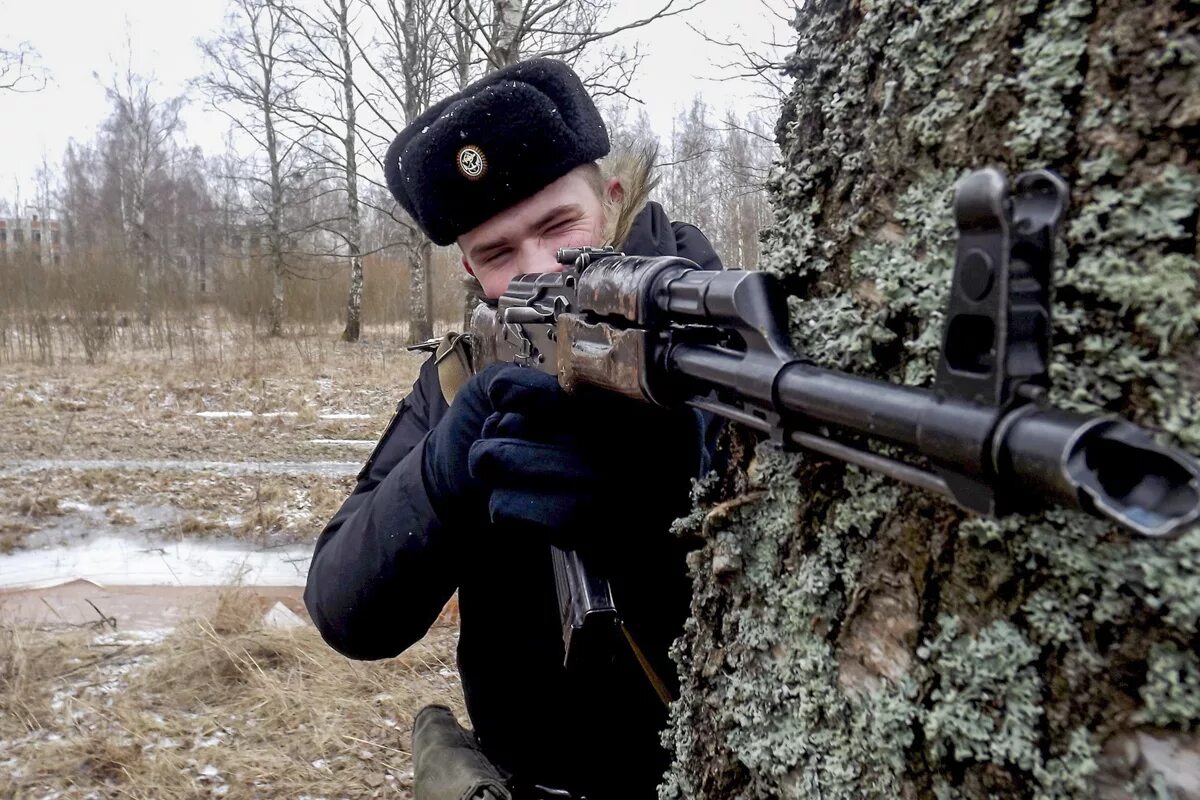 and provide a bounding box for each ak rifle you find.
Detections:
[467,168,1200,670]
